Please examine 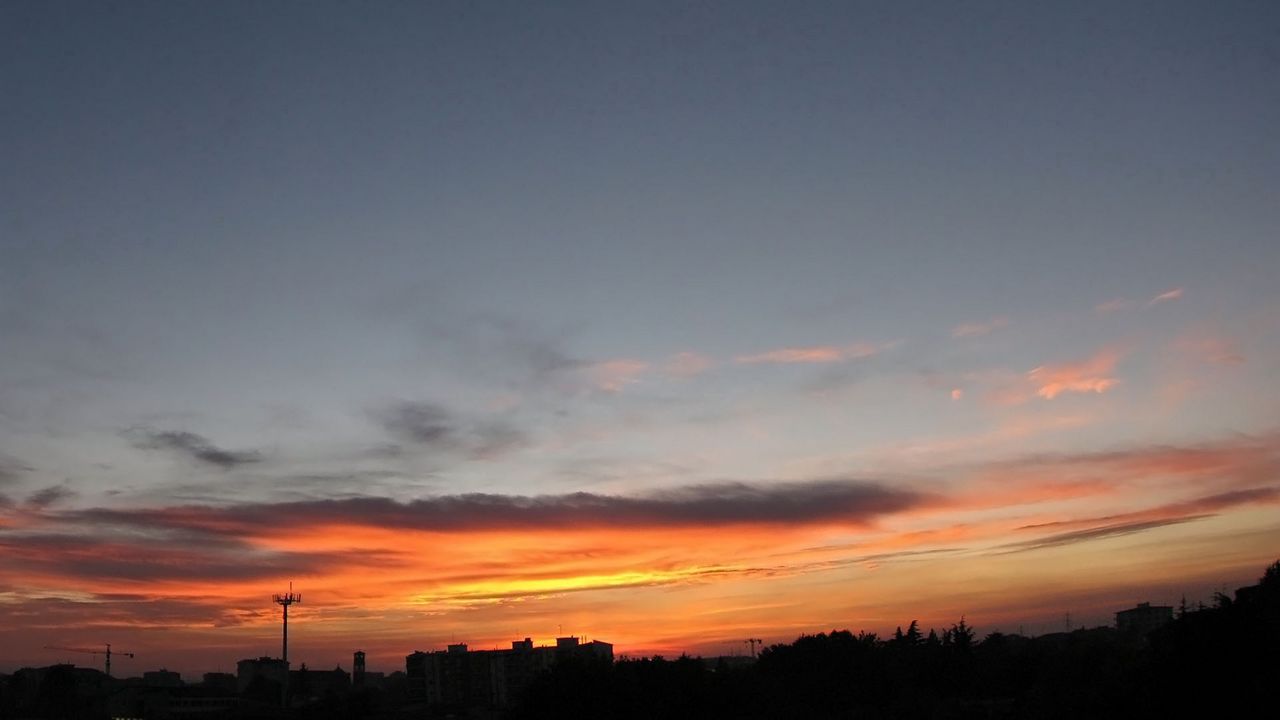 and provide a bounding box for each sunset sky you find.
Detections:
[2,1,1279,677]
